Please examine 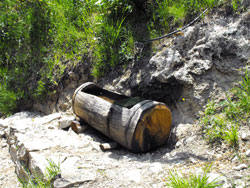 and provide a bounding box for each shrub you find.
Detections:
[0,85,17,116]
